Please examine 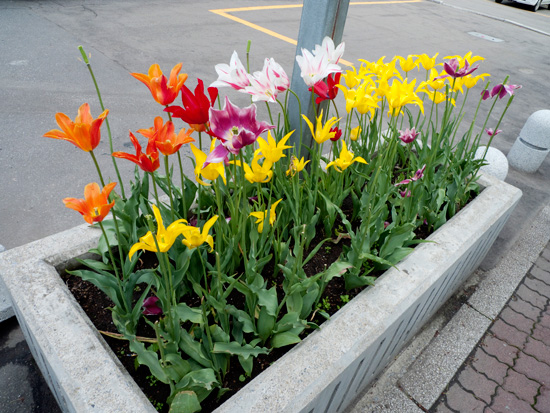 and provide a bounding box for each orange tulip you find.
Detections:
[137,117,194,156]
[131,63,188,106]
[43,103,108,152]
[63,182,117,224]
[112,132,160,173]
